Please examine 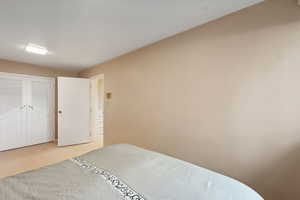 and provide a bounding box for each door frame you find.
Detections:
[90,74,104,139]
